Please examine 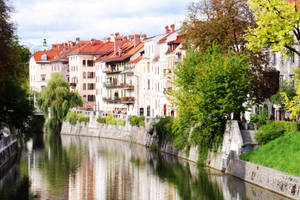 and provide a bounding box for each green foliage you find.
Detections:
[171,44,251,155]
[37,73,82,134]
[117,120,126,126]
[281,68,300,120]
[153,117,174,144]
[97,117,106,124]
[250,107,269,128]
[129,116,145,127]
[105,114,117,125]
[78,116,89,124]
[66,112,79,125]
[255,121,300,144]
[246,0,300,56]
[270,81,296,110]
[241,131,300,176]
